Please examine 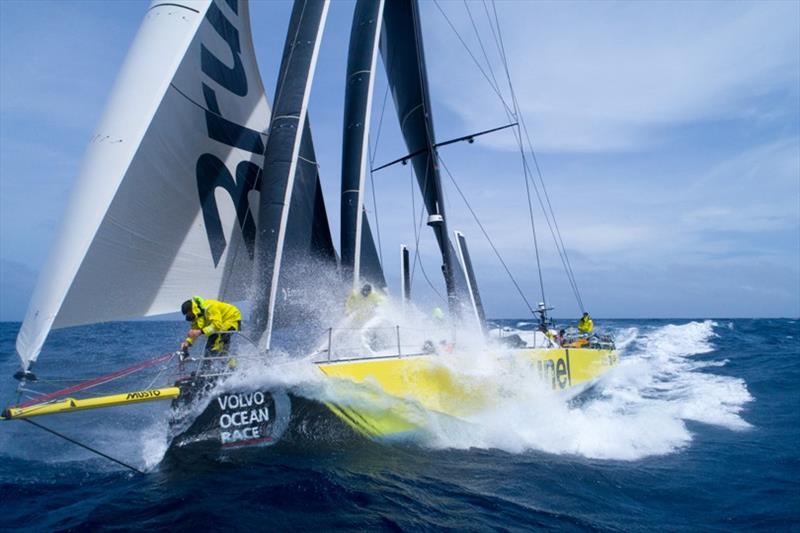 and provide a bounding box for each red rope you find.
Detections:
[17,352,175,408]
